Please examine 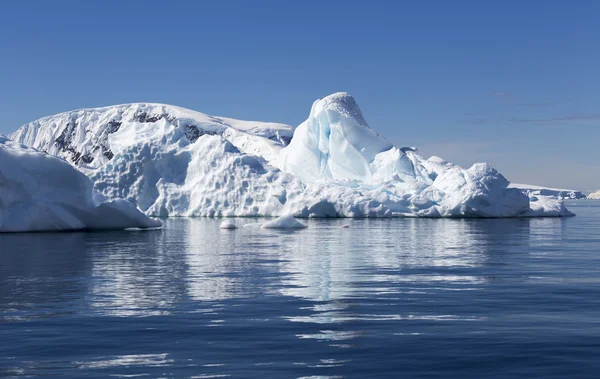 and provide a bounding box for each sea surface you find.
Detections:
[1,200,600,378]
